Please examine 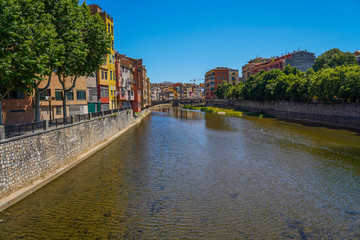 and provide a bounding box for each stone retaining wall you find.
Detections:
[0,110,135,198]
[206,99,360,130]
